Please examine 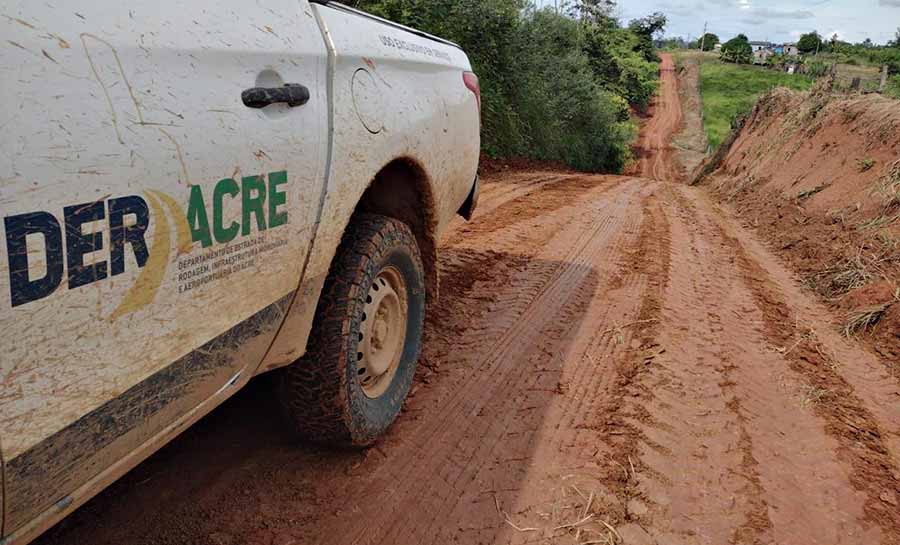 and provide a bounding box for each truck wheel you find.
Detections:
[277,214,426,446]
